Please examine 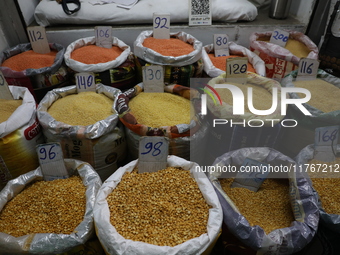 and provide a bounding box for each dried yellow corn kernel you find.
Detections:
[0,99,22,123]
